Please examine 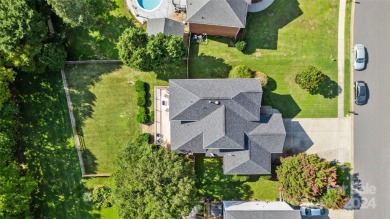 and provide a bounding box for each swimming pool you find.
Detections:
[137,0,162,11]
